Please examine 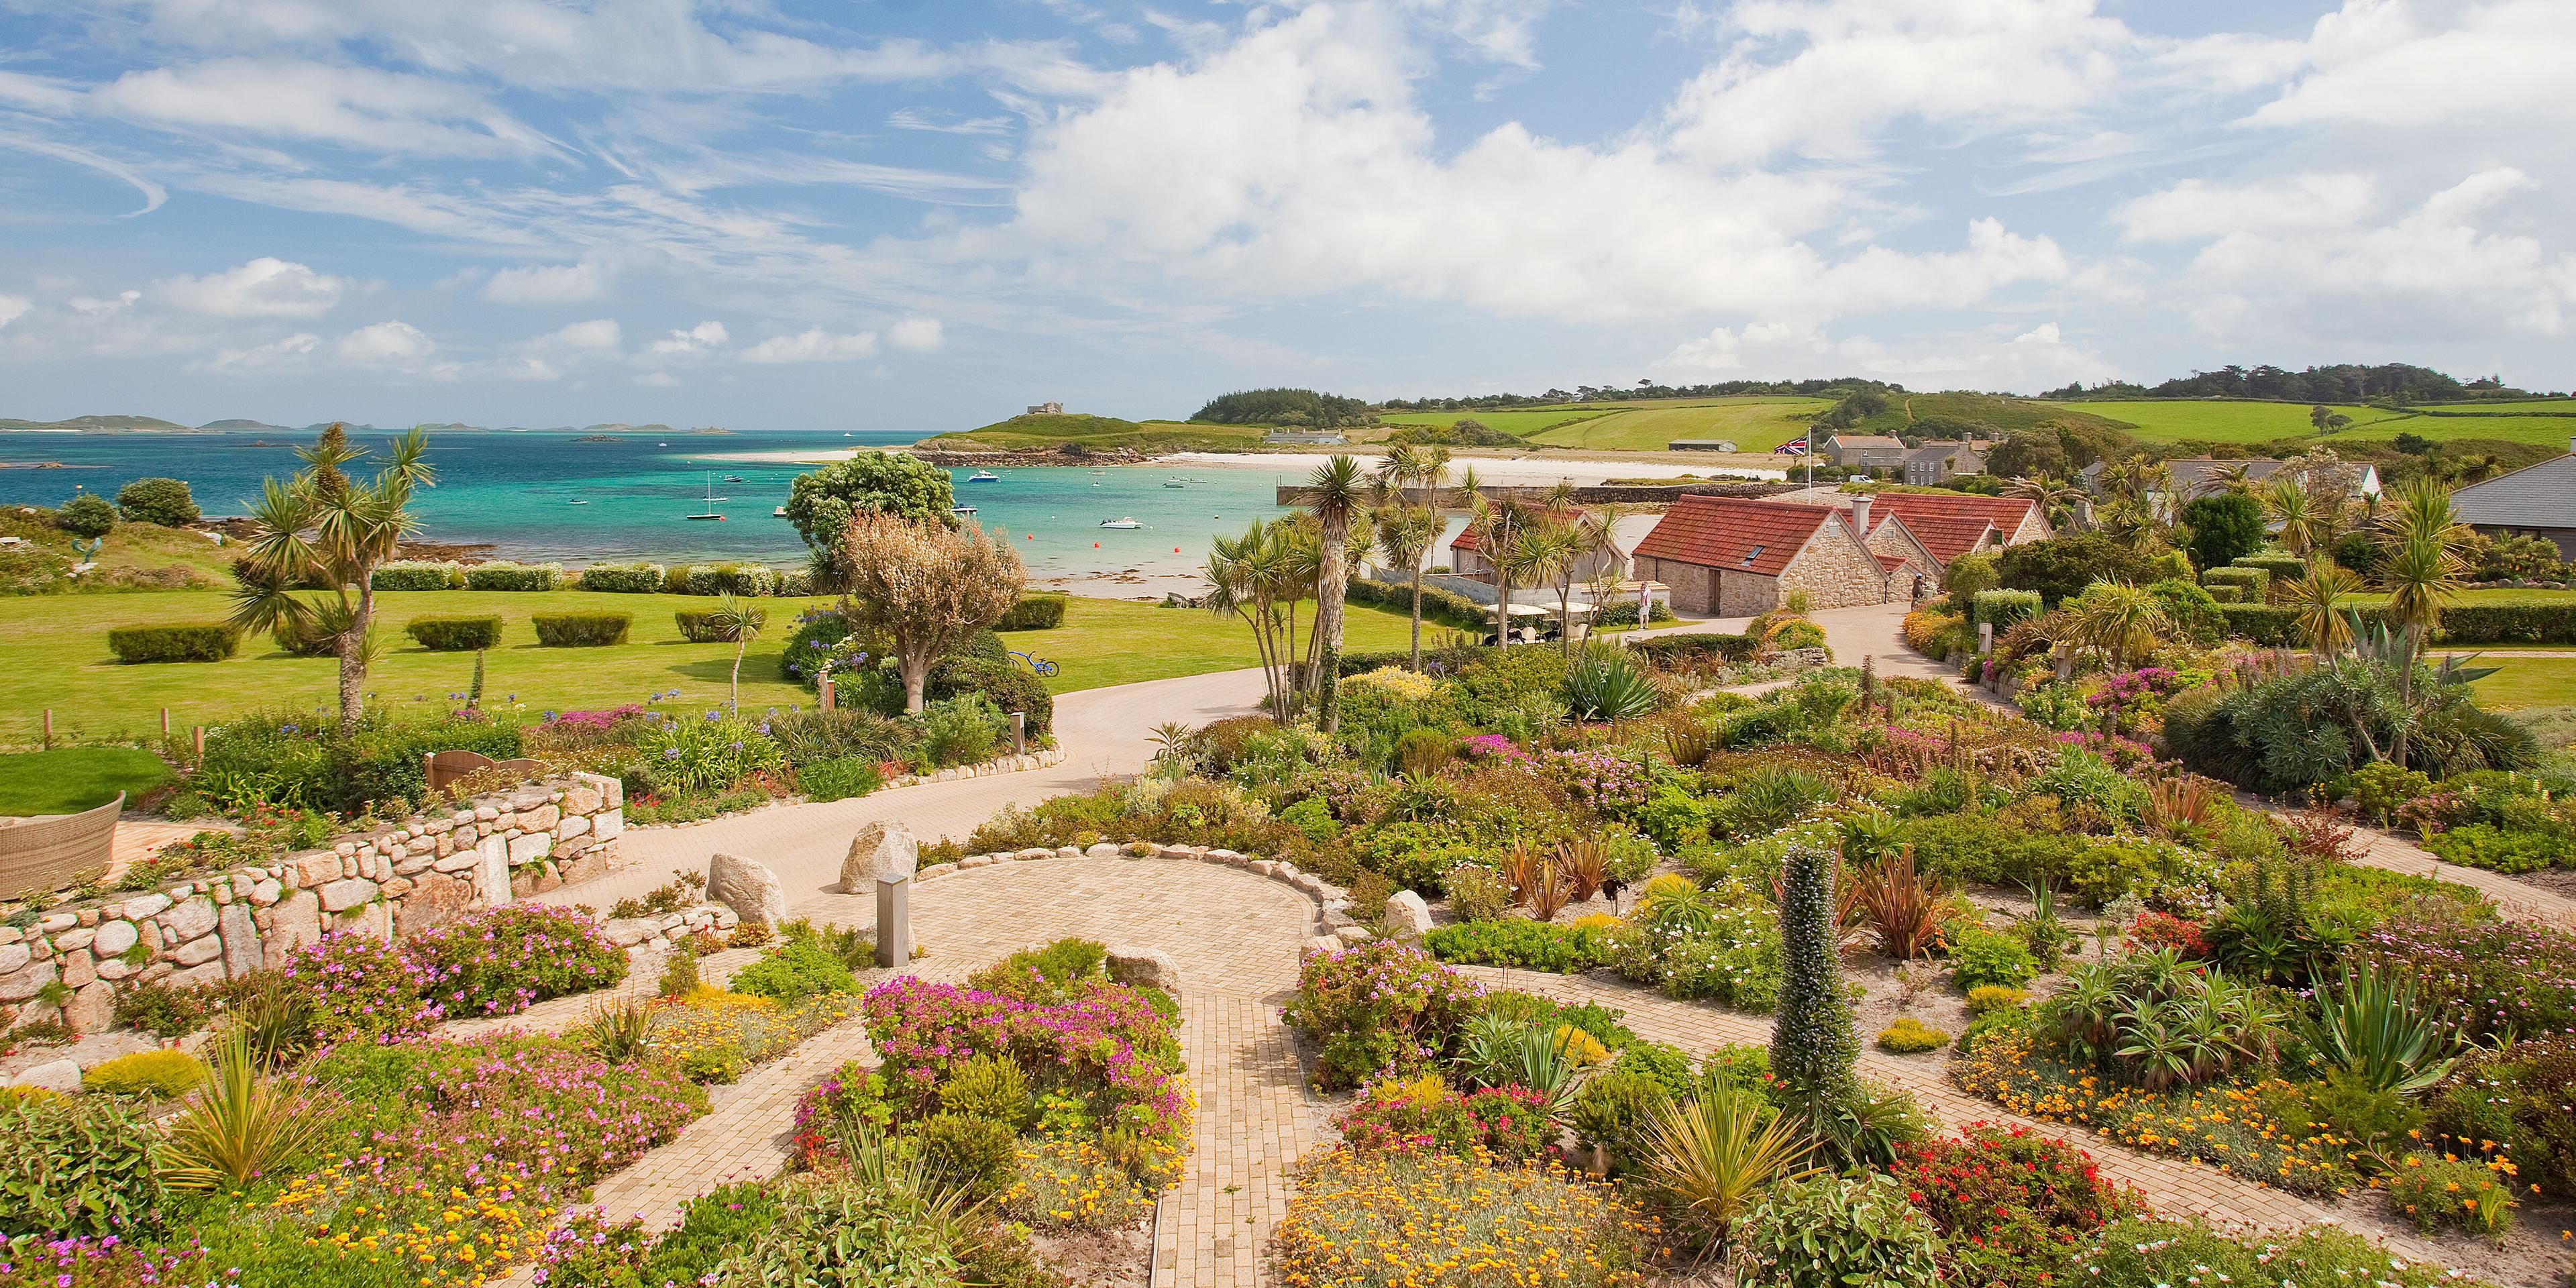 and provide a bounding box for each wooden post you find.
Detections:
[1010,710,1026,756]
[42,709,52,751]
[193,726,205,765]
[160,707,171,737]
[819,672,836,712]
